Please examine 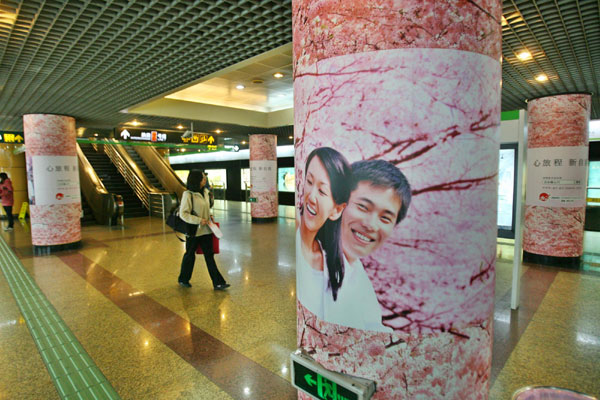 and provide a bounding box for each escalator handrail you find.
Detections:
[133,145,187,199]
[77,144,116,224]
[103,143,151,210]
